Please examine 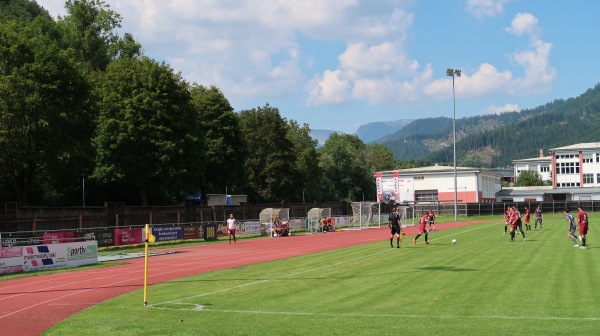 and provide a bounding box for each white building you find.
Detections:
[551,142,600,188]
[376,166,502,204]
[512,149,551,184]
[499,143,600,202]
